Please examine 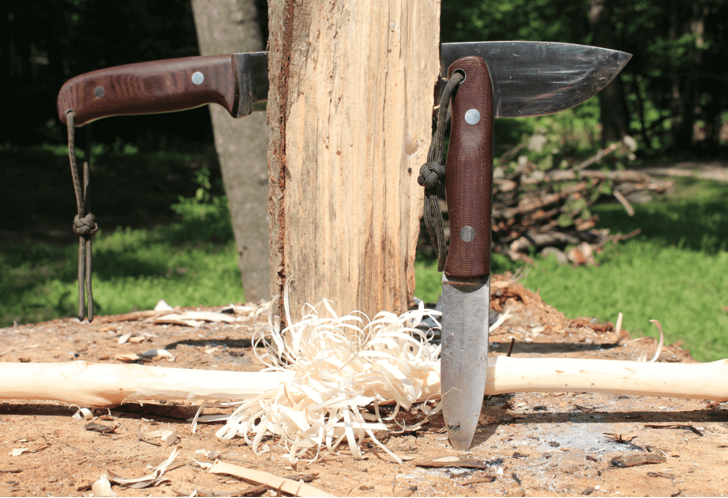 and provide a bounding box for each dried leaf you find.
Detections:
[604,433,638,443]
[128,335,147,344]
[115,353,141,362]
[85,422,118,434]
[611,454,666,468]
